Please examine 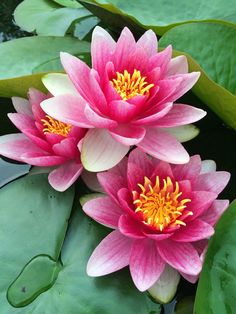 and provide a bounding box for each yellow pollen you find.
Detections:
[110,69,154,100]
[133,176,192,232]
[41,115,72,137]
